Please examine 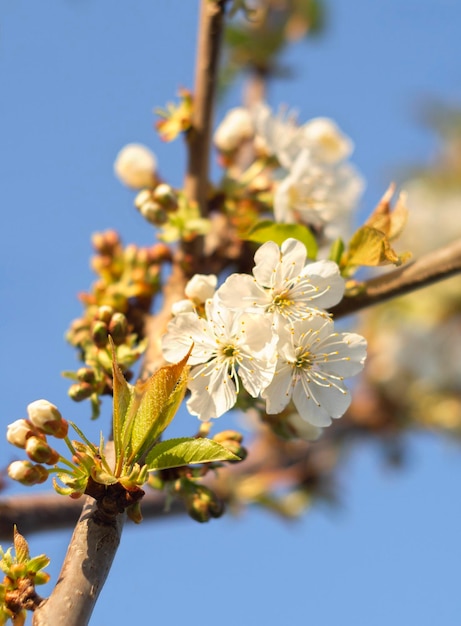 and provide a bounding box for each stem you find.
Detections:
[32,443,122,626]
[184,0,227,214]
[32,496,124,626]
[331,238,461,318]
